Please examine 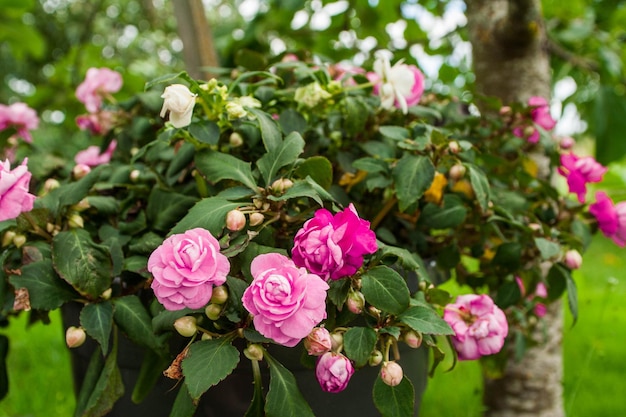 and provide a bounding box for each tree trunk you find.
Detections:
[466,1,565,416]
